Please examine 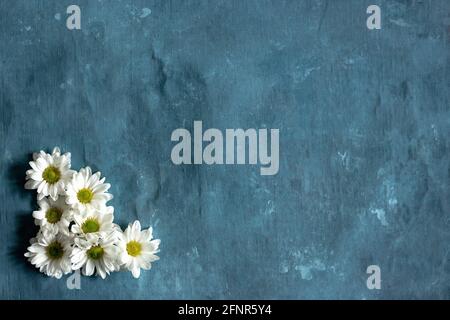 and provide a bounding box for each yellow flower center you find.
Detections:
[87,245,104,260]
[77,188,93,204]
[126,241,142,257]
[42,166,61,184]
[45,207,63,224]
[81,218,100,233]
[46,241,64,259]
